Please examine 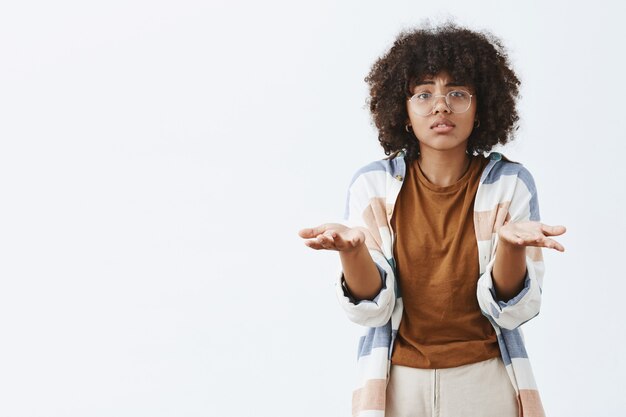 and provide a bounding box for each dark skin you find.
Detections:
[298,223,381,300]
[298,222,566,303]
[299,72,567,302]
[363,25,524,167]
[494,221,565,300]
